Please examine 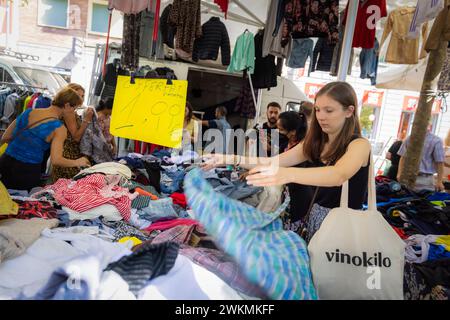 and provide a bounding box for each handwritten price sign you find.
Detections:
[110,76,188,148]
